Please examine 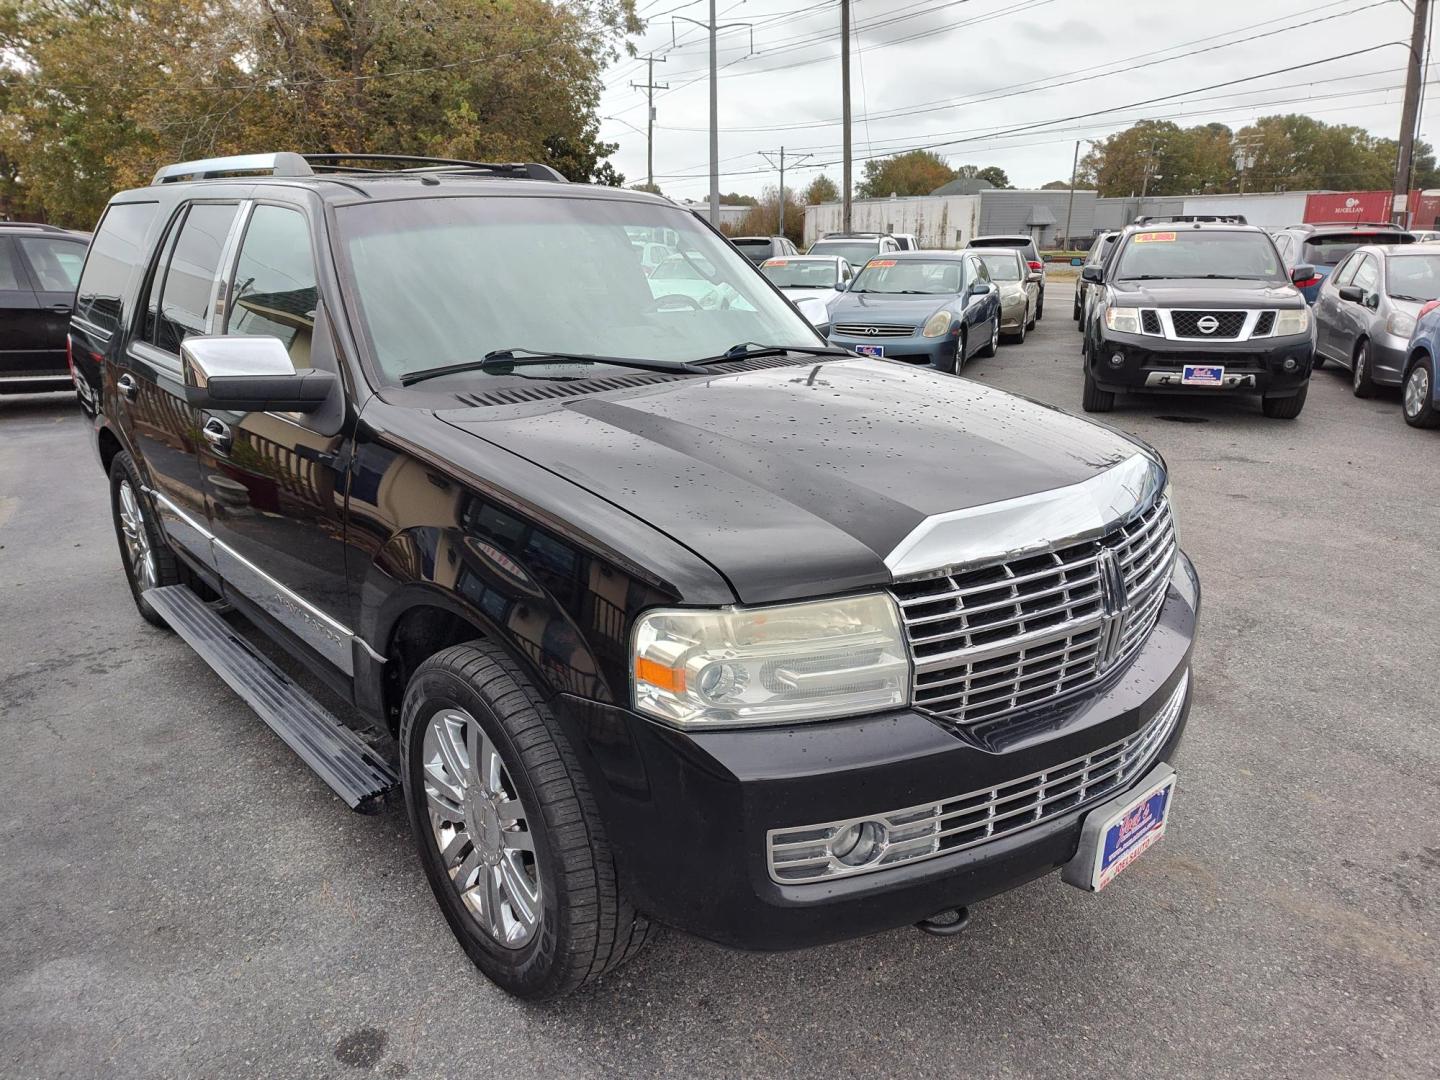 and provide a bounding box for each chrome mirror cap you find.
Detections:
[181,335,297,390]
